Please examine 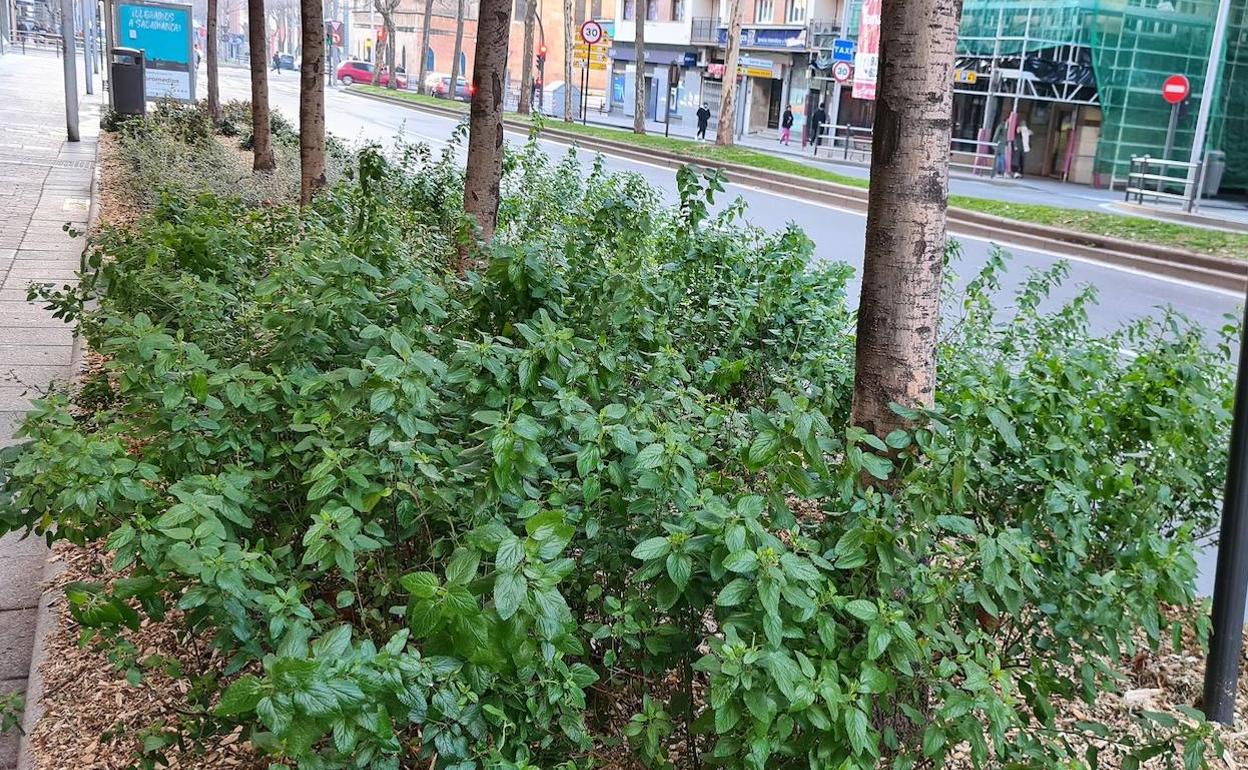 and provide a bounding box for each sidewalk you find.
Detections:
[0,49,99,770]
